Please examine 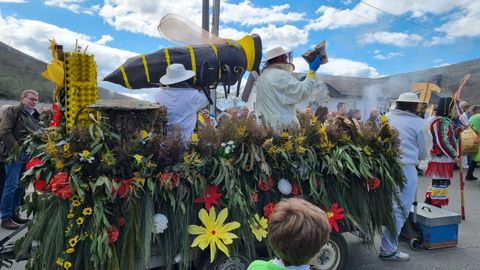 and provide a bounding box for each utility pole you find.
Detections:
[212,0,220,36]
[202,0,209,32]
